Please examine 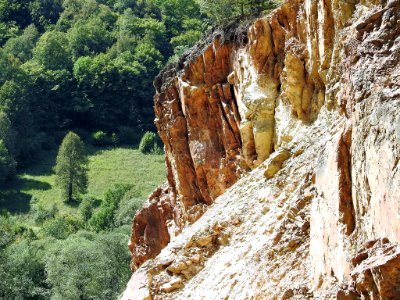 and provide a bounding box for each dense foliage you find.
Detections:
[0,0,206,170]
[0,182,148,299]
